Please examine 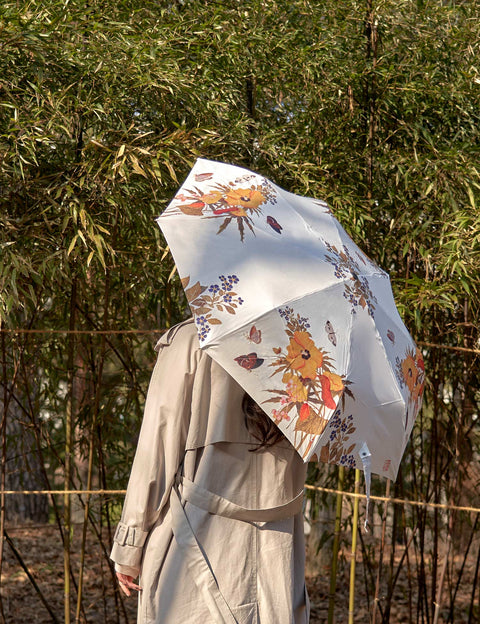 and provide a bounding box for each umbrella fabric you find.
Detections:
[157,158,424,481]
